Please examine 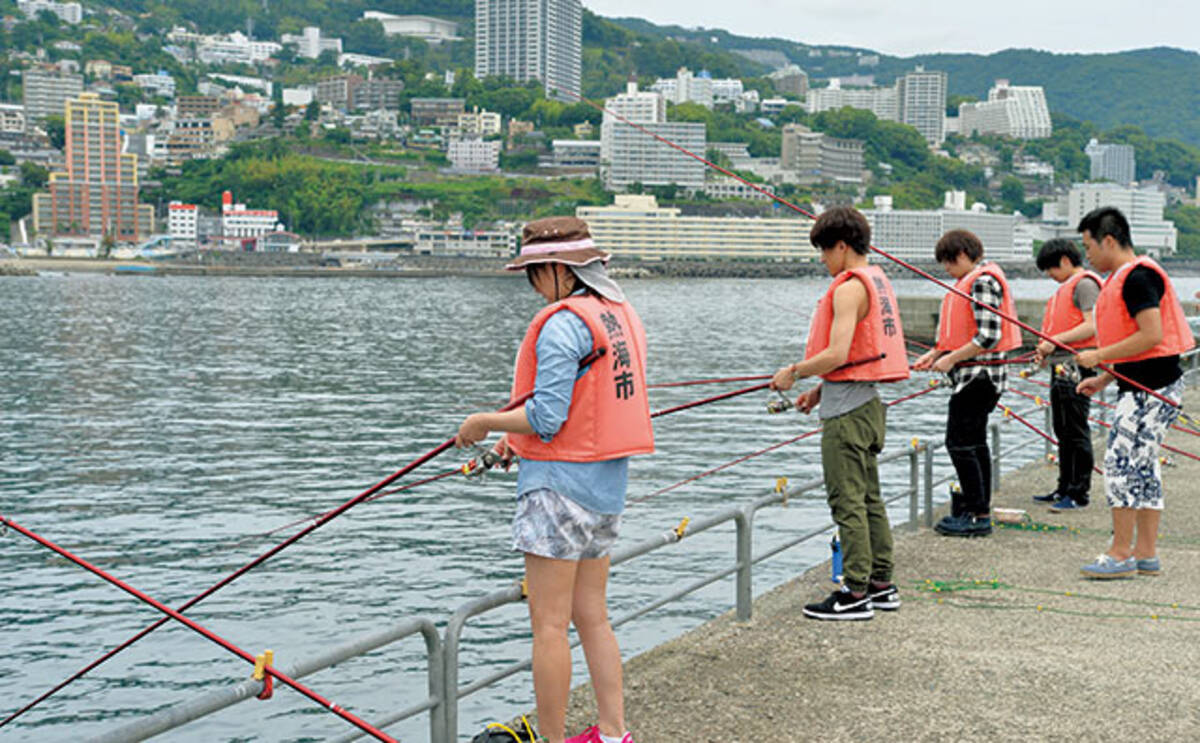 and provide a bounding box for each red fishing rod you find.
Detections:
[0,513,397,742]
[649,374,771,389]
[1,349,607,729]
[557,86,1182,409]
[635,379,945,503]
[993,402,1104,475]
[1007,385,1200,464]
[1014,372,1200,439]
